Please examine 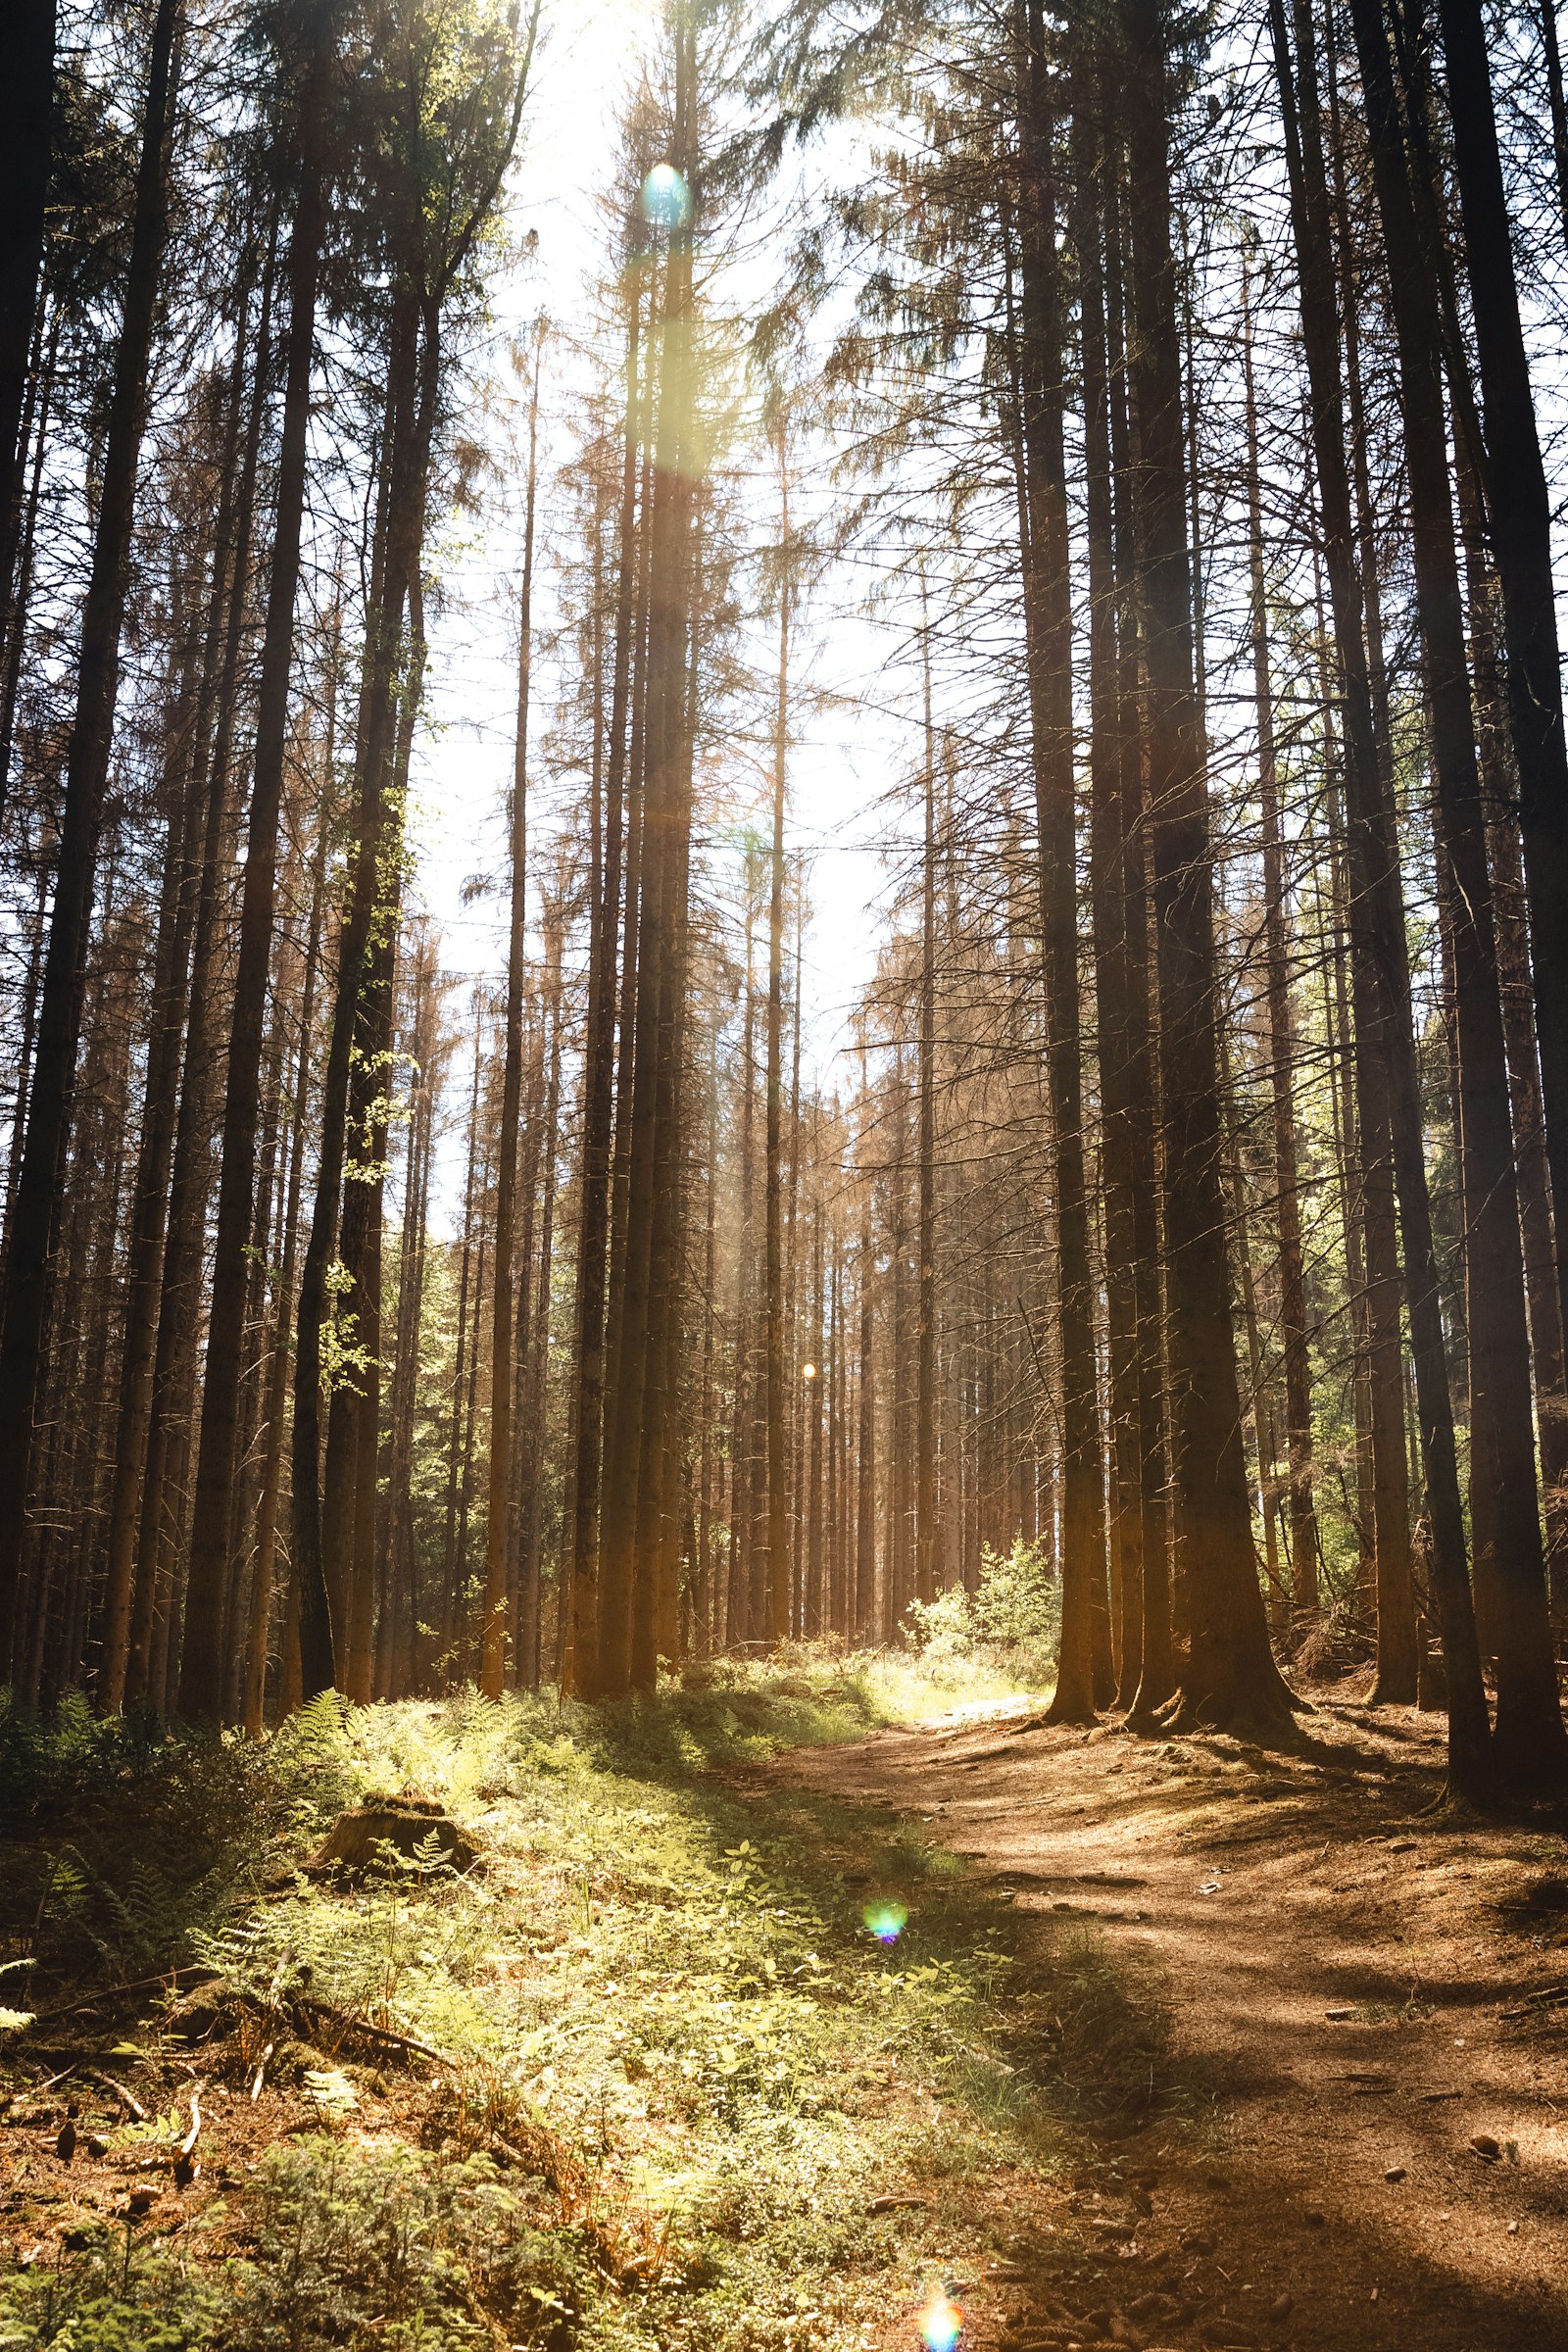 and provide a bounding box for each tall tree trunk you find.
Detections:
[1439,0,1568,1383]
[0,300,62,830]
[1349,0,1566,1788]
[602,22,700,1693]
[441,1001,484,1666]
[1121,0,1291,1727]
[520,906,564,1687]
[1015,11,1105,1721]
[100,232,273,1712]
[1269,0,1485,1782]
[1242,251,1317,1618]
[480,324,542,1697]
[243,819,327,1731]
[763,433,792,1648]
[0,0,181,1677]
[0,0,55,616]
[1072,58,1145,1710]
[184,0,337,1716]
[915,615,939,1615]
[564,282,641,1696]
[1453,432,1568,1609]
[857,1140,877,1642]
